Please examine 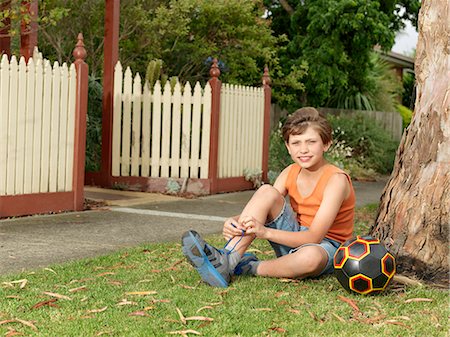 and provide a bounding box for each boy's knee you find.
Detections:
[256,184,281,202]
[294,246,327,276]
